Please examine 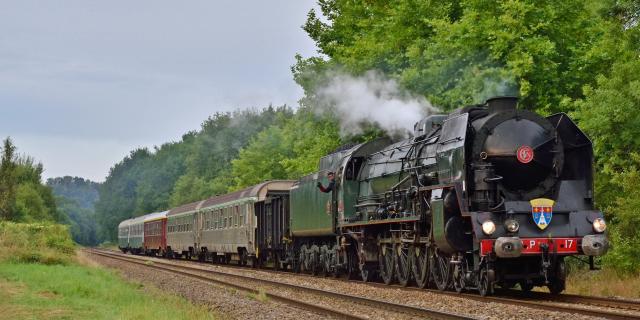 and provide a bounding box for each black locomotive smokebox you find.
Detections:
[486,96,518,113]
